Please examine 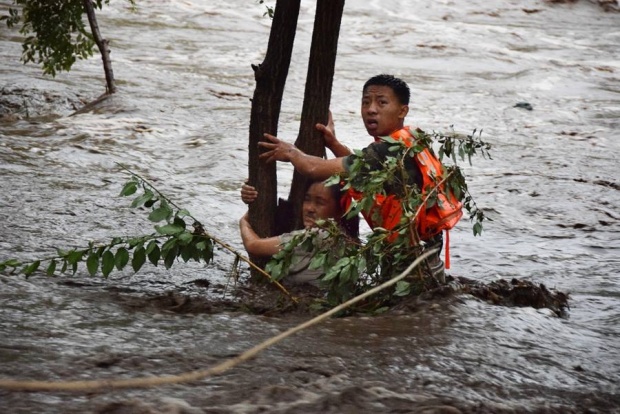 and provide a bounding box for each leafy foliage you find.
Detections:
[0,166,295,301]
[1,0,135,77]
[0,168,216,278]
[431,127,491,236]
[266,128,492,308]
[256,0,275,18]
